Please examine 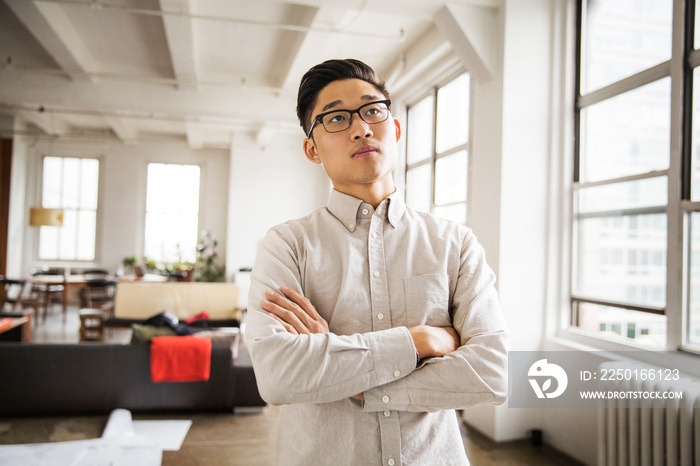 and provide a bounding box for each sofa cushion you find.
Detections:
[130,323,177,343]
